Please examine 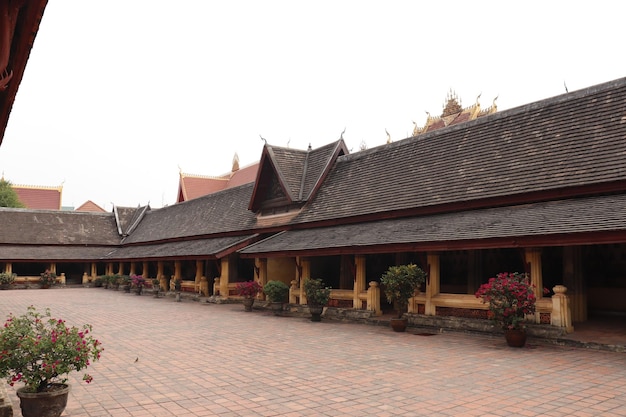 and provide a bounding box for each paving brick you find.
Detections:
[1,288,625,417]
